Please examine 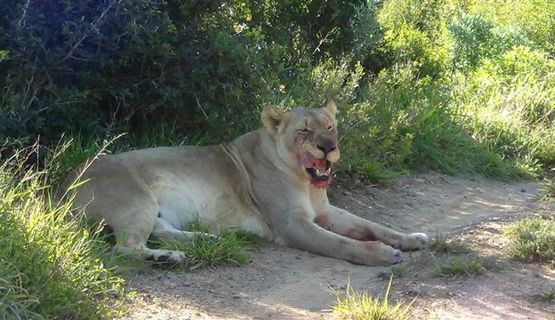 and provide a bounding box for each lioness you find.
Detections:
[66,100,428,266]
